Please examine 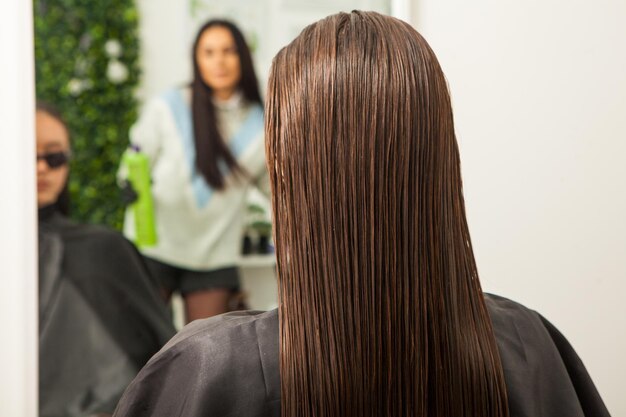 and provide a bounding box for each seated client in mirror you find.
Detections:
[36,102,176,417]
